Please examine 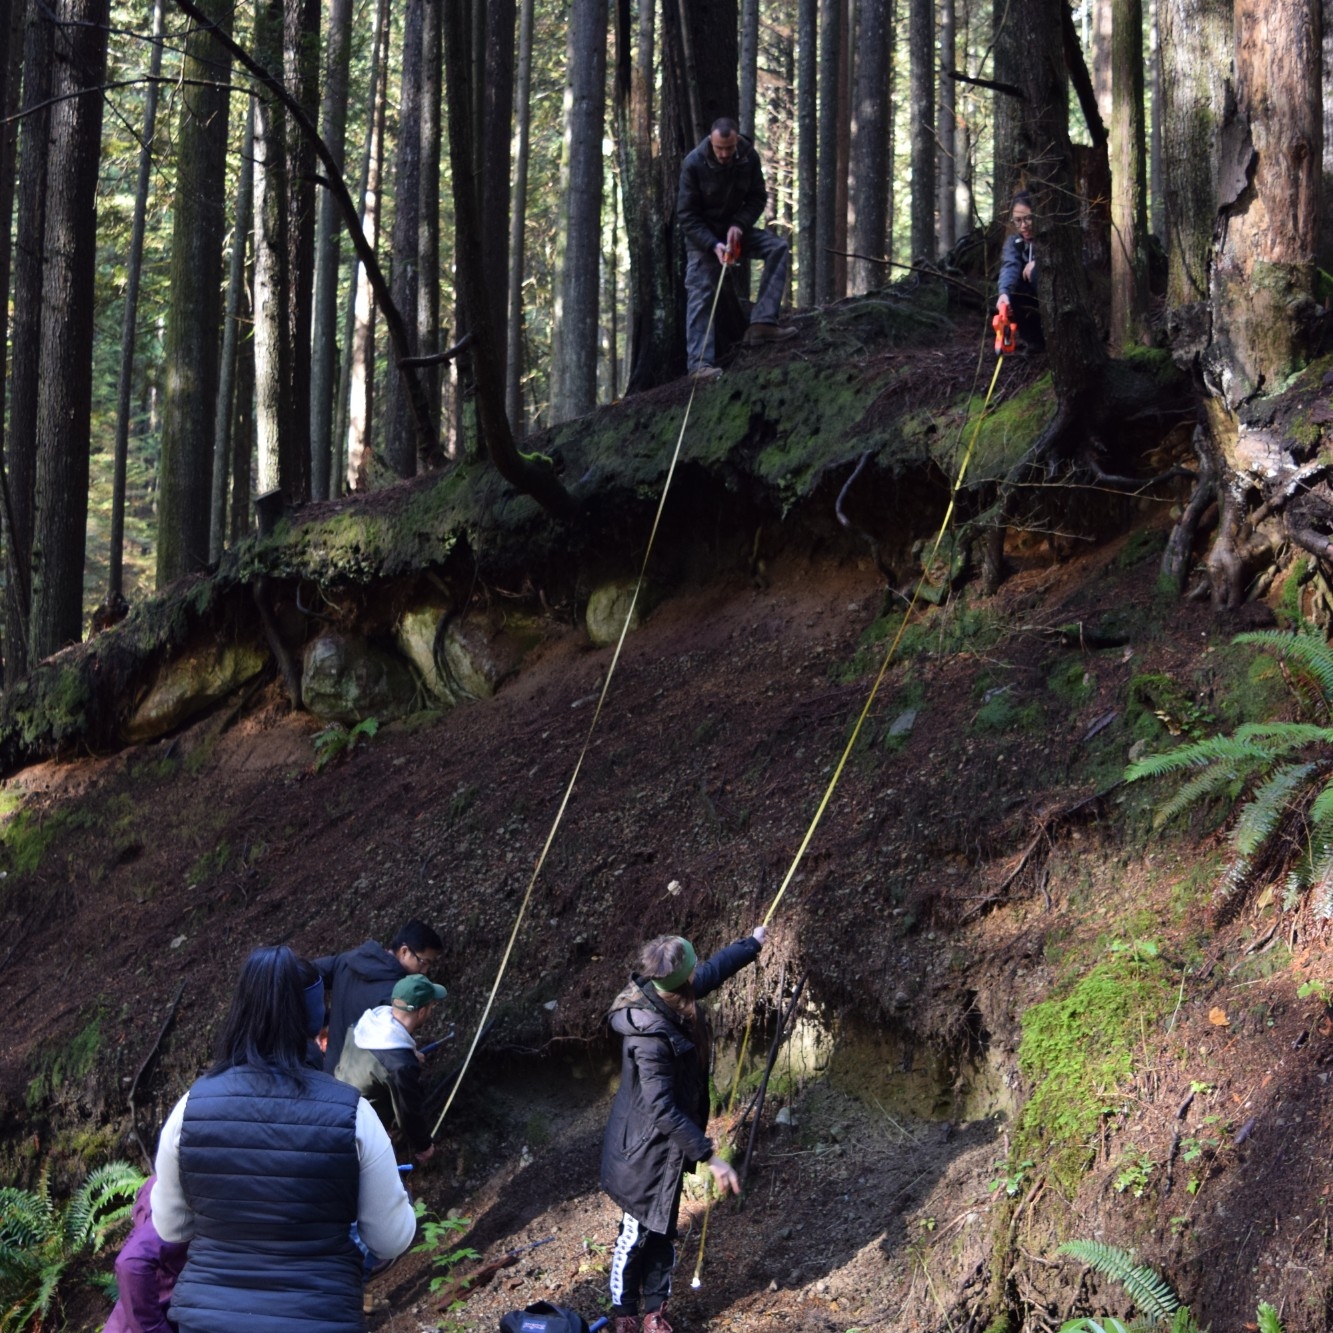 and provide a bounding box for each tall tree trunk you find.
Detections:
[991,0,1021,217]
[936,0,956,251]
[796,0,817,304]
[283,0,318,504]
[441,0,576,516]
[231,315,255,544]
[615,0,672,396]
[212,100,255,561]
[7,1,52,680]
[506,0,534,426]
[30,0,109,659]
[1184,0,1323,607]
[740,0,759,136]
[157,0,232,585]
[482,0,516,392]
[110,0,163,599]
[1207,0,1321,406]
[1149,0,1164,239]
[983,0,1107,593]
[252,0,294,498]
[1109,0,1147,350]
[1160,0,1229,306]
[417,0,442,430]
[849,0,889,293]
[1091,0,1113,124]
[0,0,24,673]
[908,0,934,257]
[309,0,353,501]
[550,0,608,424]
[833,0,851,295]
[342,0,389,489]
[384,0,422,475]
[815,0,840,300]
